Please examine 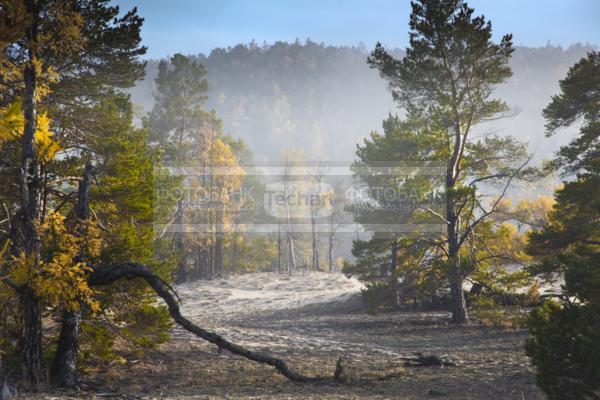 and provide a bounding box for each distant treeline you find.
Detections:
[130,41,596,164]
